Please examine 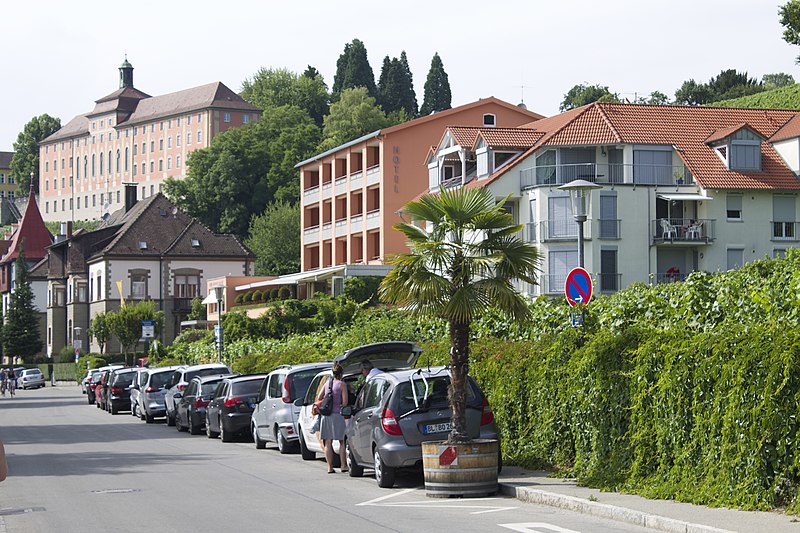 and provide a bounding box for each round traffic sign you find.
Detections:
[565,267,593,307]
